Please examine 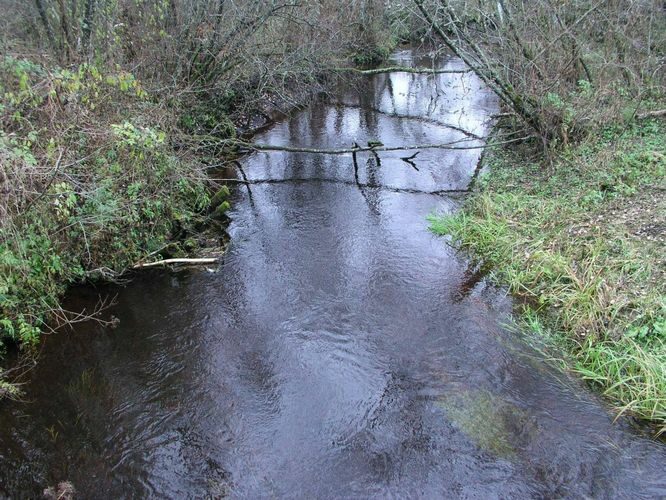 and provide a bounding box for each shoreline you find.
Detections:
[430,119,666,434]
